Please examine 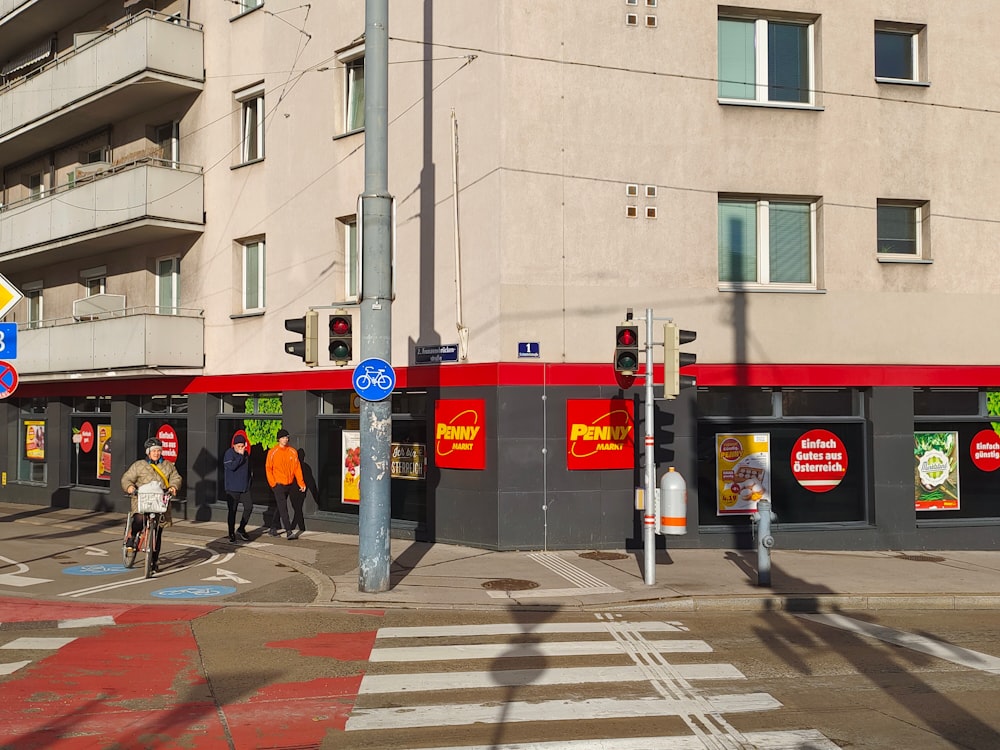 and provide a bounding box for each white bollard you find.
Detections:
[658,467,687,535]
